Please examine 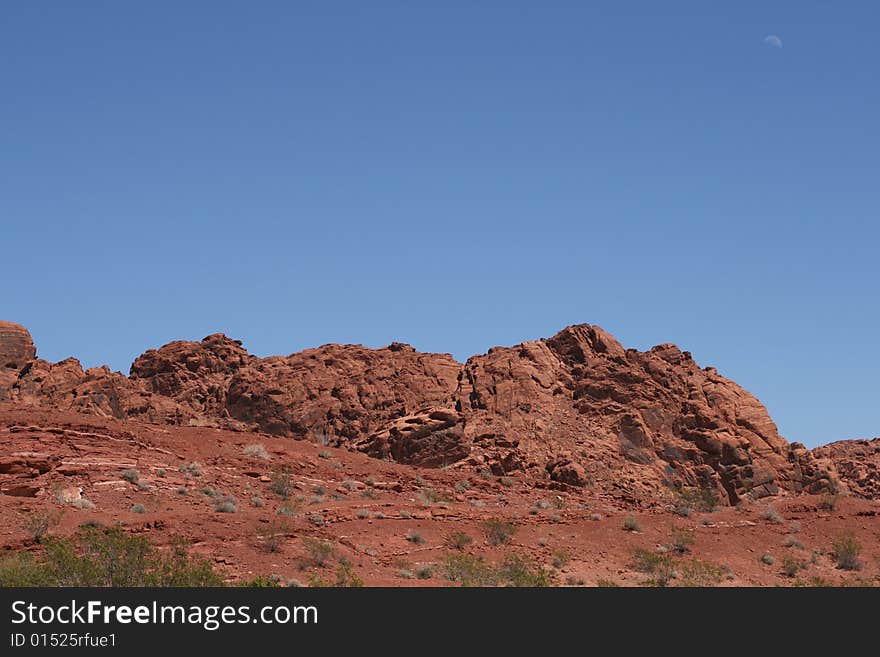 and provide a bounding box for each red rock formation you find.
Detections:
[813,438,880,499]
[0,320,848,505]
